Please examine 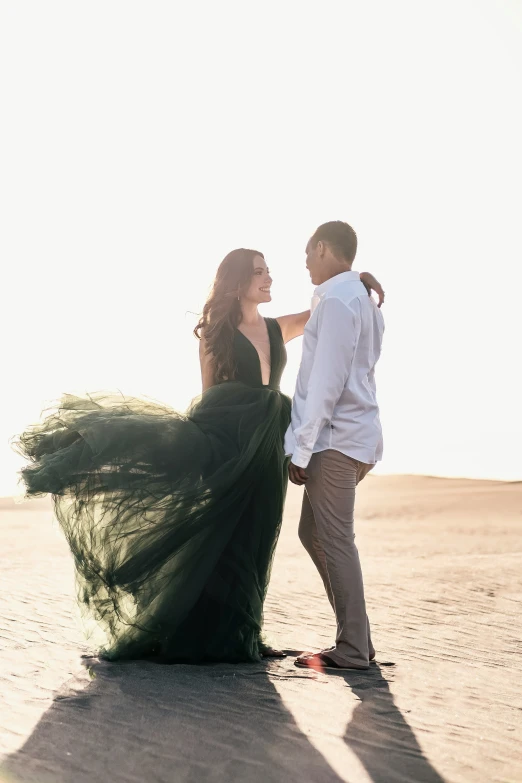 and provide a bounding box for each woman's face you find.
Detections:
[242,255,272,304]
